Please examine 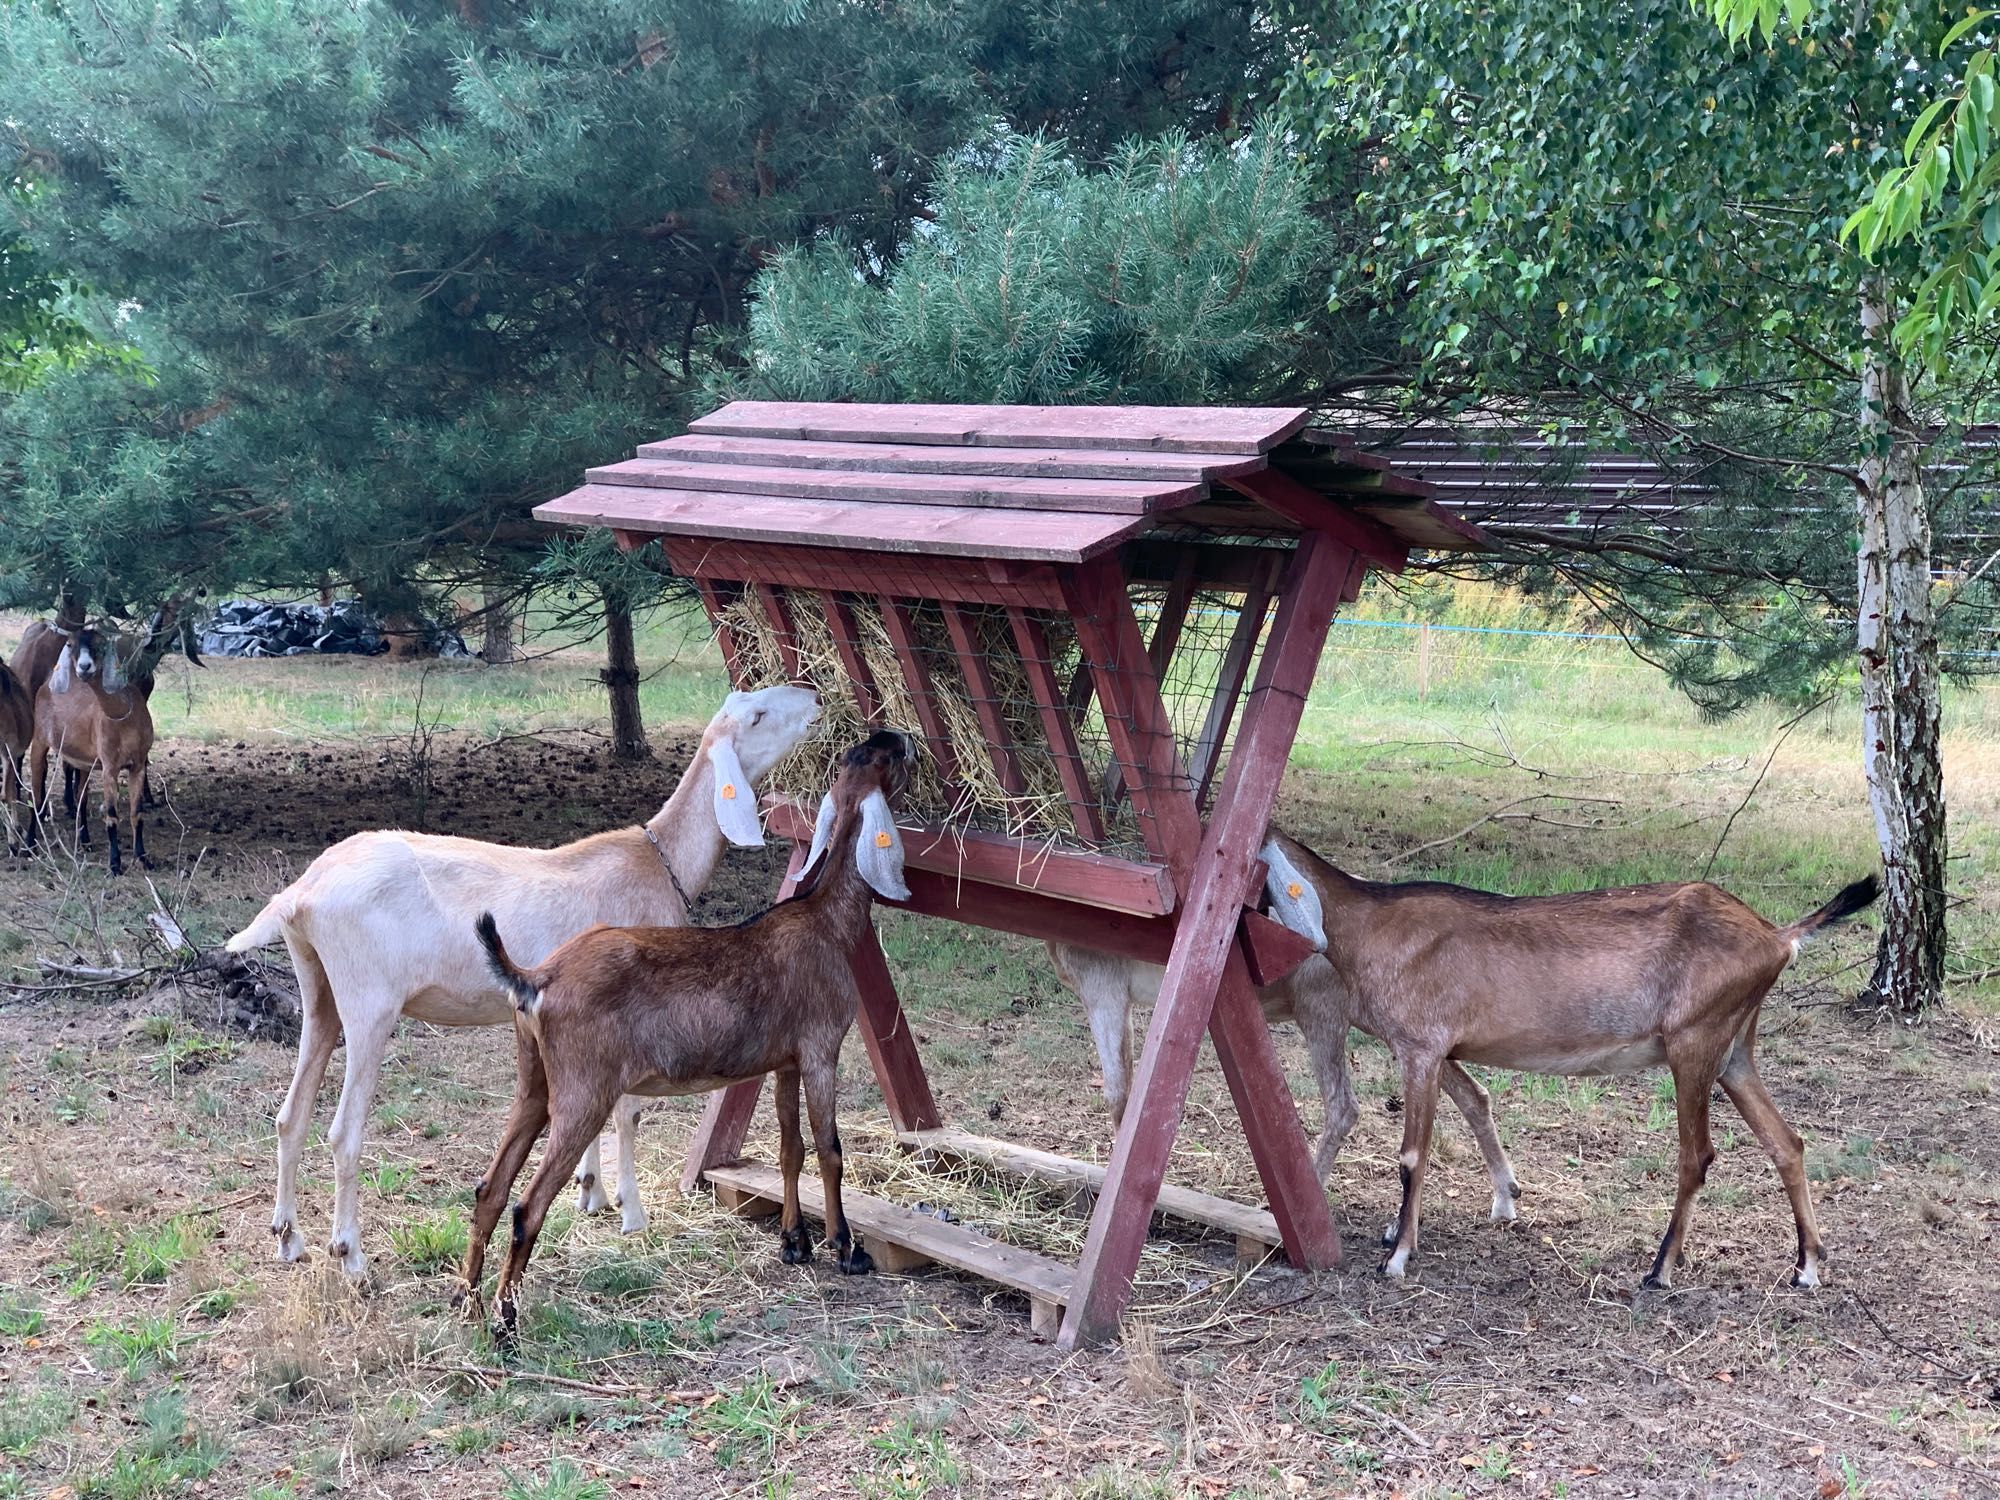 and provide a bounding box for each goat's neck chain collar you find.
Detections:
[642,825,696,916]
